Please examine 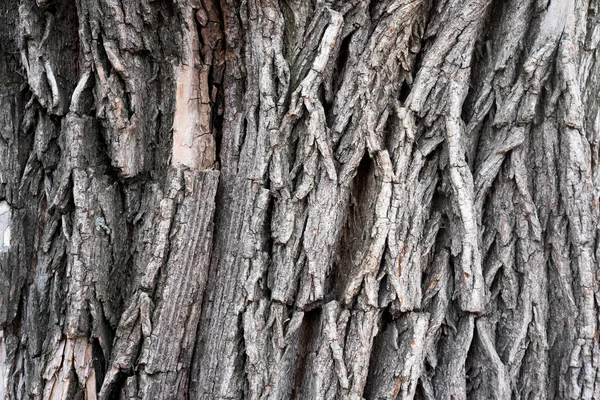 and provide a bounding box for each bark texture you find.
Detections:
[1,0,600,399]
